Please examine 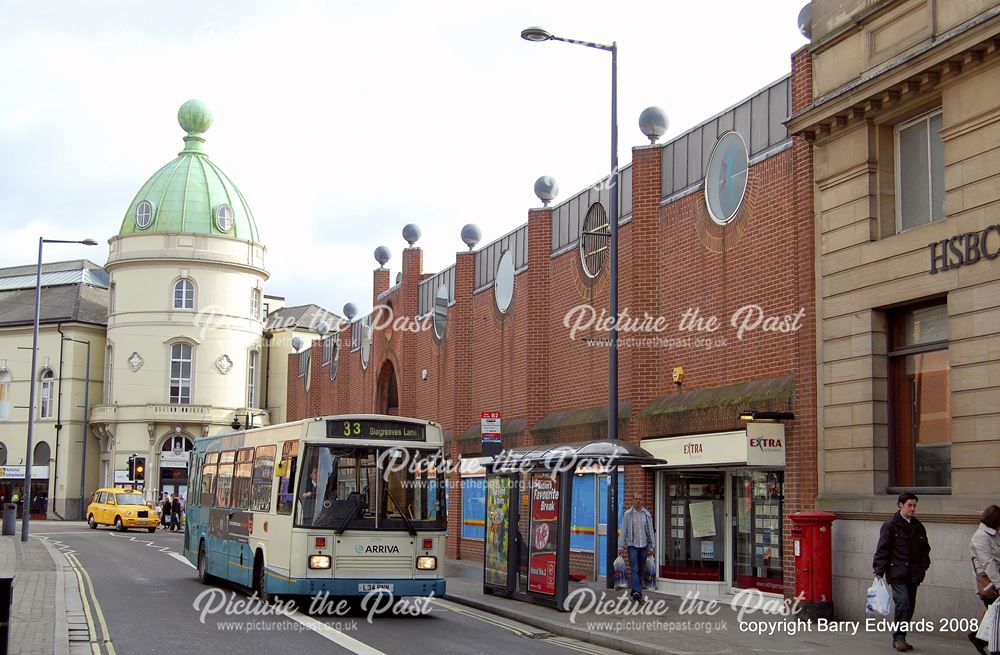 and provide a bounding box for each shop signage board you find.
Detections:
[0,466,49,479]
[641,424,785,468]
